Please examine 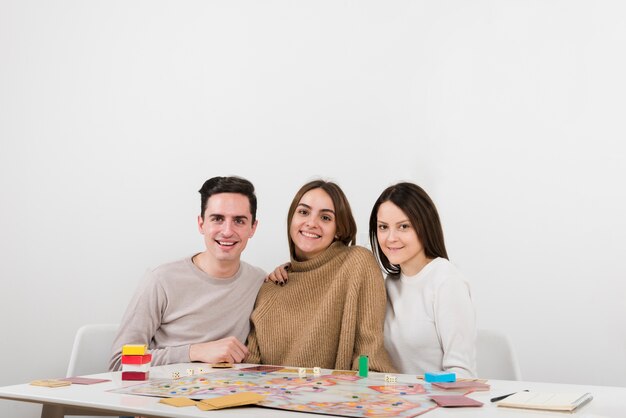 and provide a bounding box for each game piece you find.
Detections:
[358,355,369,377]
[313,367,321,376]
[30,379,72,388]
[196,367,206,374]
[121,344,147,355]
[211,362,234,368]
[171,371,180,379]
[298,367,306,377]
[122,363,150,372]
[122,371,149,381]
[384,374,397,383]
[121,354,152,364]
[430,395,483,407]
[424,371,456,383]
[186,368,195,376]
